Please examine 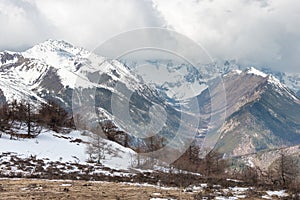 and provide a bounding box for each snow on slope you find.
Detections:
[0,129,136,170]
[21,39,91,88]
[261,68,300,95]
[243,67,299,101]
[127,60,208,100]
[280,72,300,94]
[0,39,149,109]
[22,39,140,90]
[0,71,45,103]
[22,39,90,71]
[246,67,268,77]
